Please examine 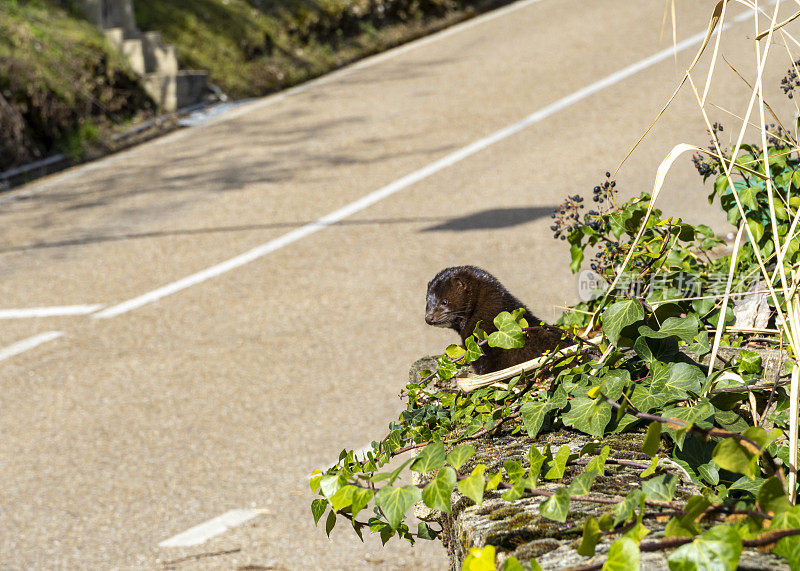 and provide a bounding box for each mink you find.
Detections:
[425,265,571,374]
